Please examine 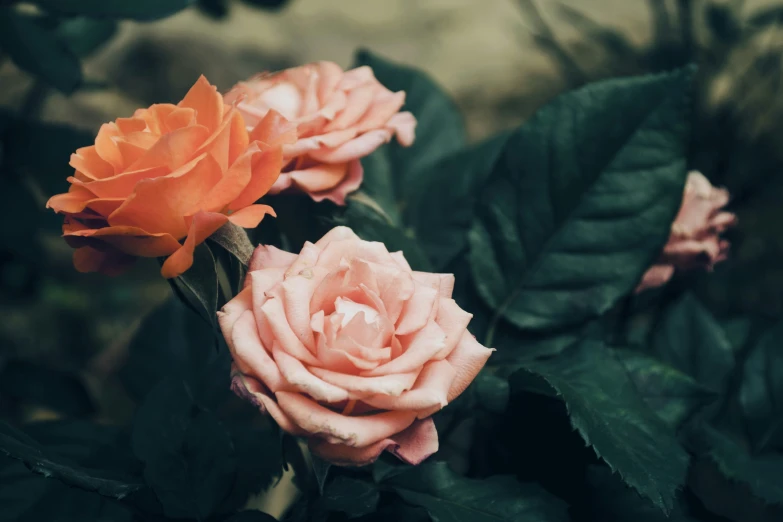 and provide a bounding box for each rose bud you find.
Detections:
[224,62,417,205]
[47,76,294,279]
[218,227,493,466]
[637,171,737,292]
